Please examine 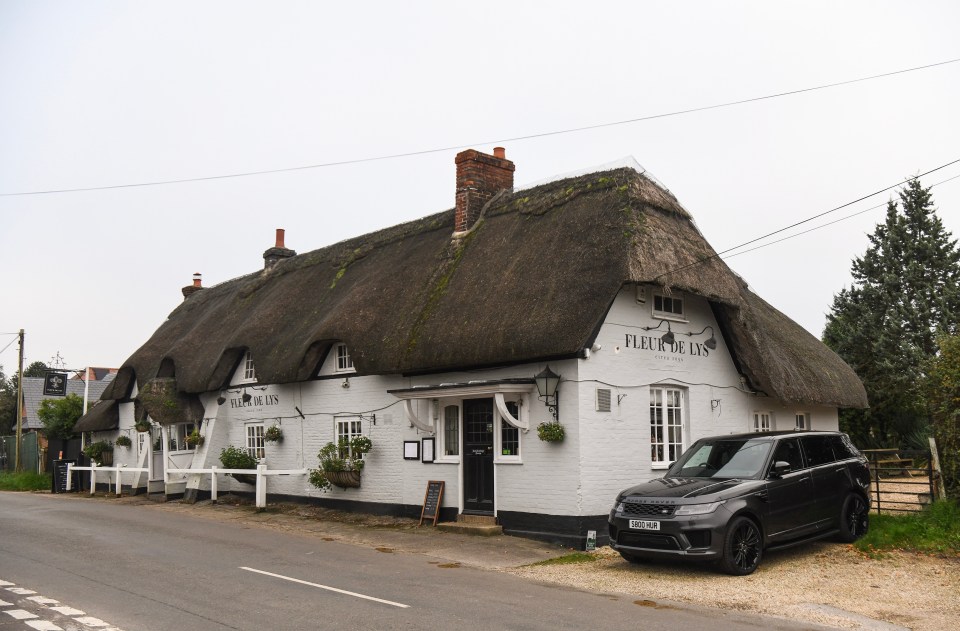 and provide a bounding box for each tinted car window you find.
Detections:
[801,435,835,466]
[771,437,803,471]
[829,435,859,460]
[666,438,772,479]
